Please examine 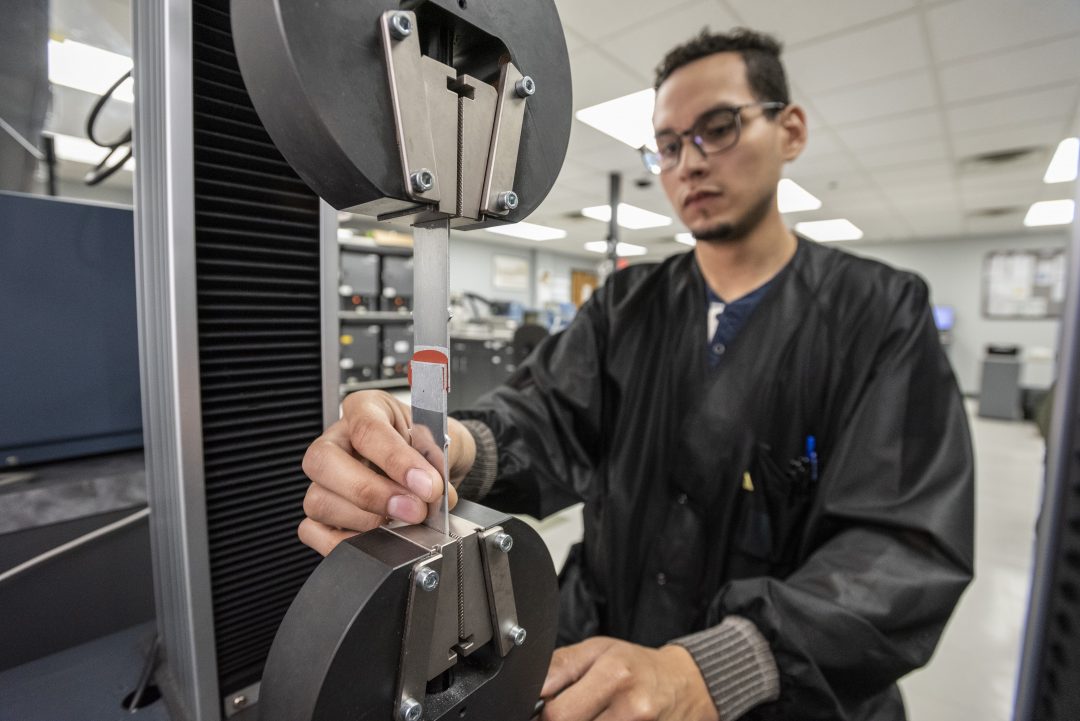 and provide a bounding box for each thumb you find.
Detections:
[541,637,617,699]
